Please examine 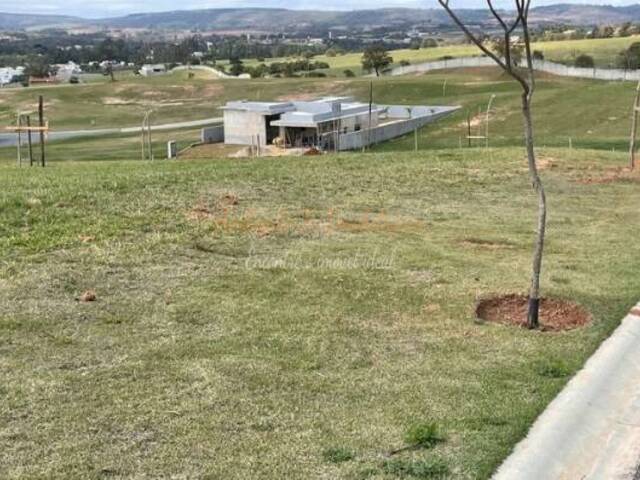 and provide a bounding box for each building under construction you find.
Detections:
[222,97,459,151]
